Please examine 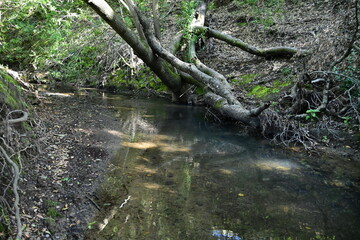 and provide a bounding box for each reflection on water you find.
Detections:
[85,94,360,240]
